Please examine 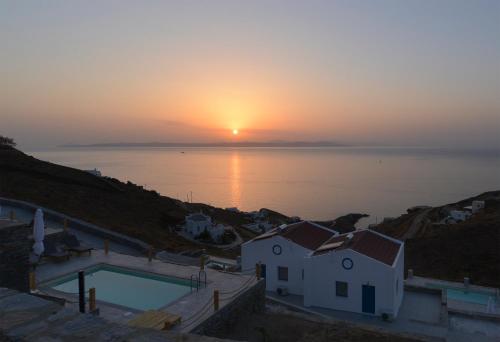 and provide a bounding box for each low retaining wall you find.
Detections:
[404,284,449,324]
[191,279,265,336]
[0,222,31,292]
[0,197,150,253]
[405,283,500,322]
[449,308,500,323]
